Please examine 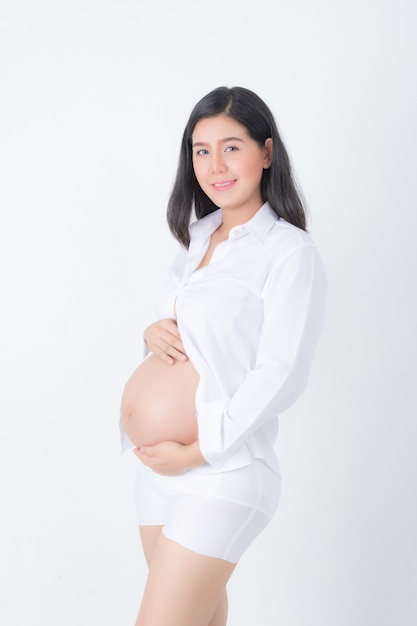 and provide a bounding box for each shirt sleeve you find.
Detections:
[197,243,327,468]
